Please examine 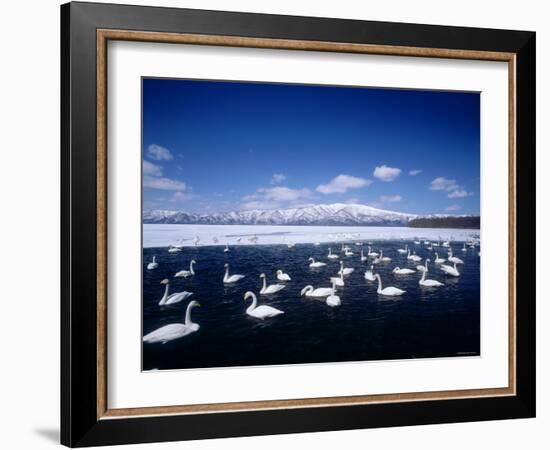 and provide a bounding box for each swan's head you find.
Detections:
[426,258,431,263]
[191,259,196,264]
[188,300,200,308]
[276,270,282,275]
[392,267,399,273]
[243,291,256,302]
[160,279,169,285]
[259,273,266,278]
[224,263,229,268]
[308,257,314,262]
